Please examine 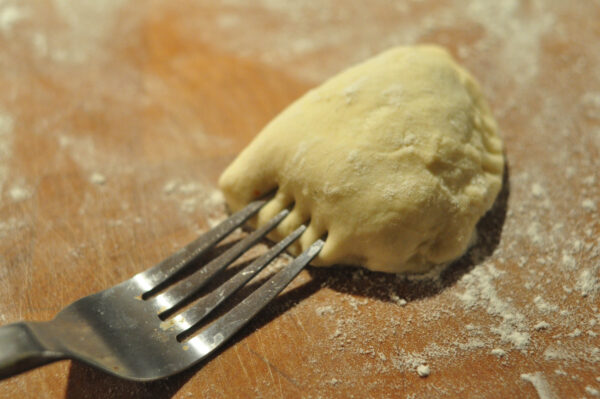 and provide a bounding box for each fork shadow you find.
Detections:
[65,362,193,399]
[64,165,509,398]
